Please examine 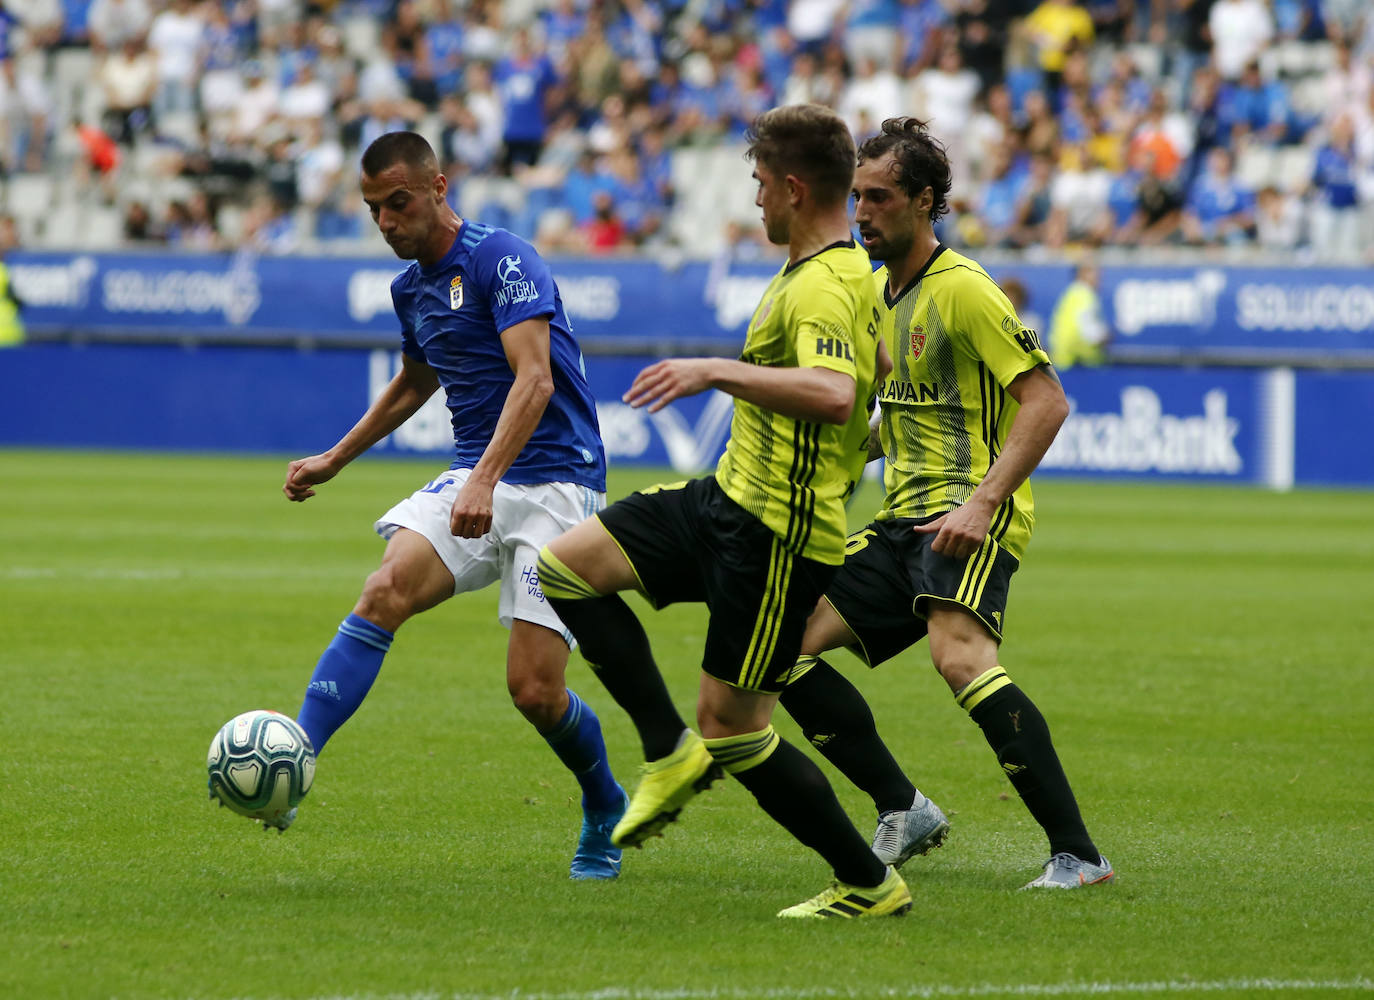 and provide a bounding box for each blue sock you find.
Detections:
[295,613,394,755]
[542,689,622,813]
